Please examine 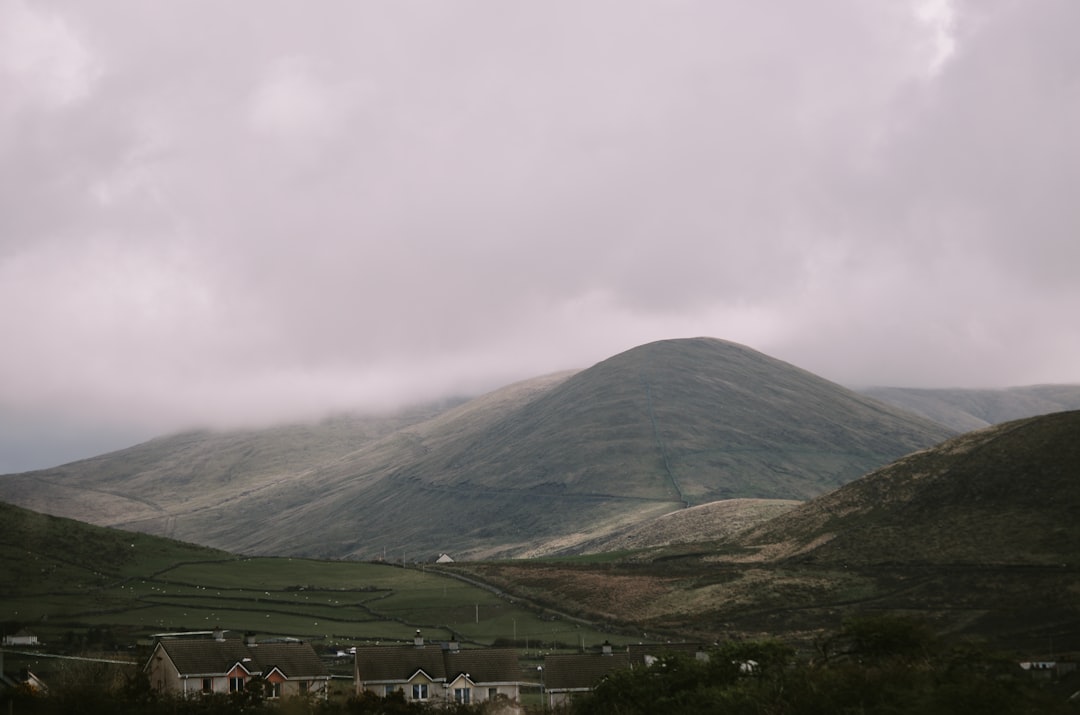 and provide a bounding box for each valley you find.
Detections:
[3,338,1079,671]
